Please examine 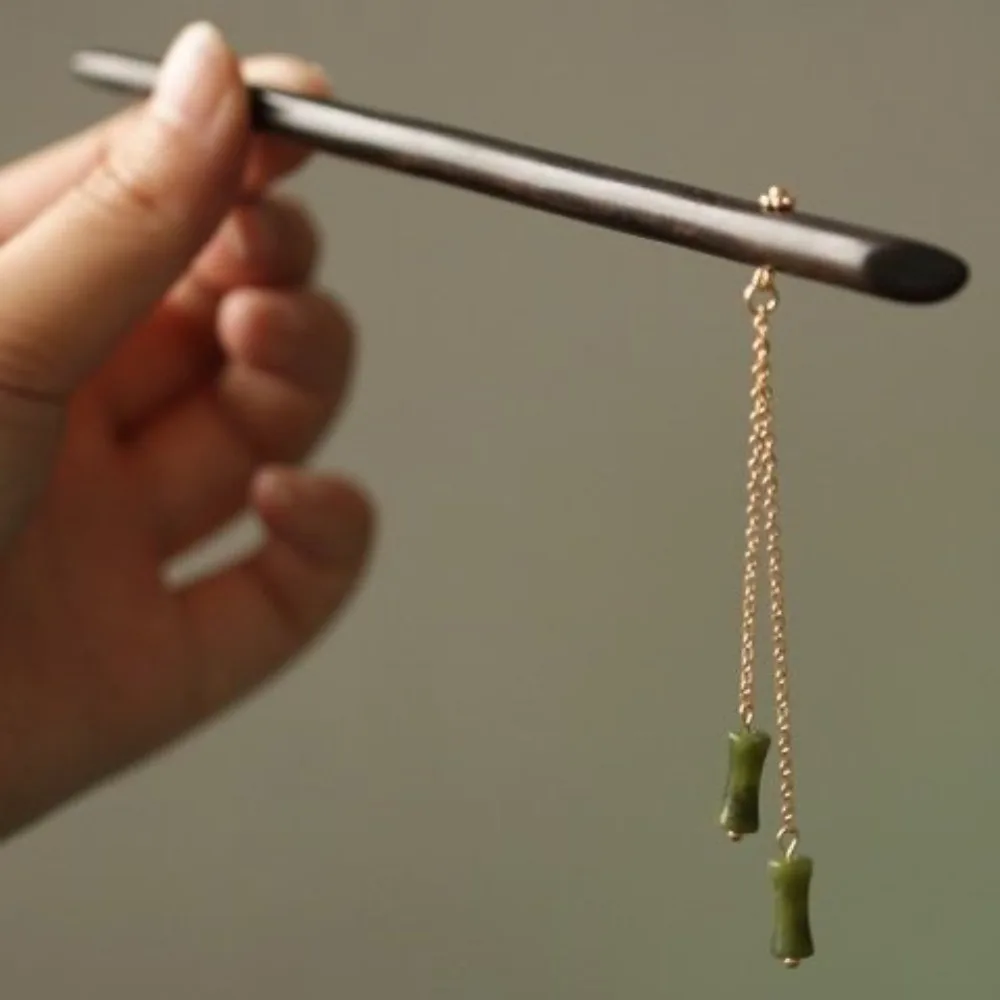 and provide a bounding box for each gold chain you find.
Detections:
[737,315,765,729]
[741,186,799,859]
